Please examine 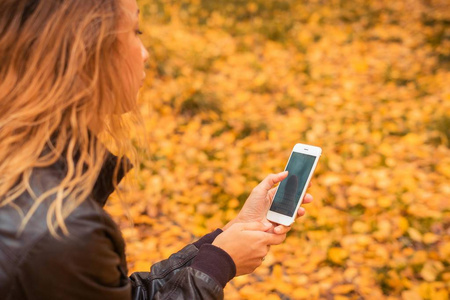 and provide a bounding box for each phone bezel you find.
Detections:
[266,143,322,226]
